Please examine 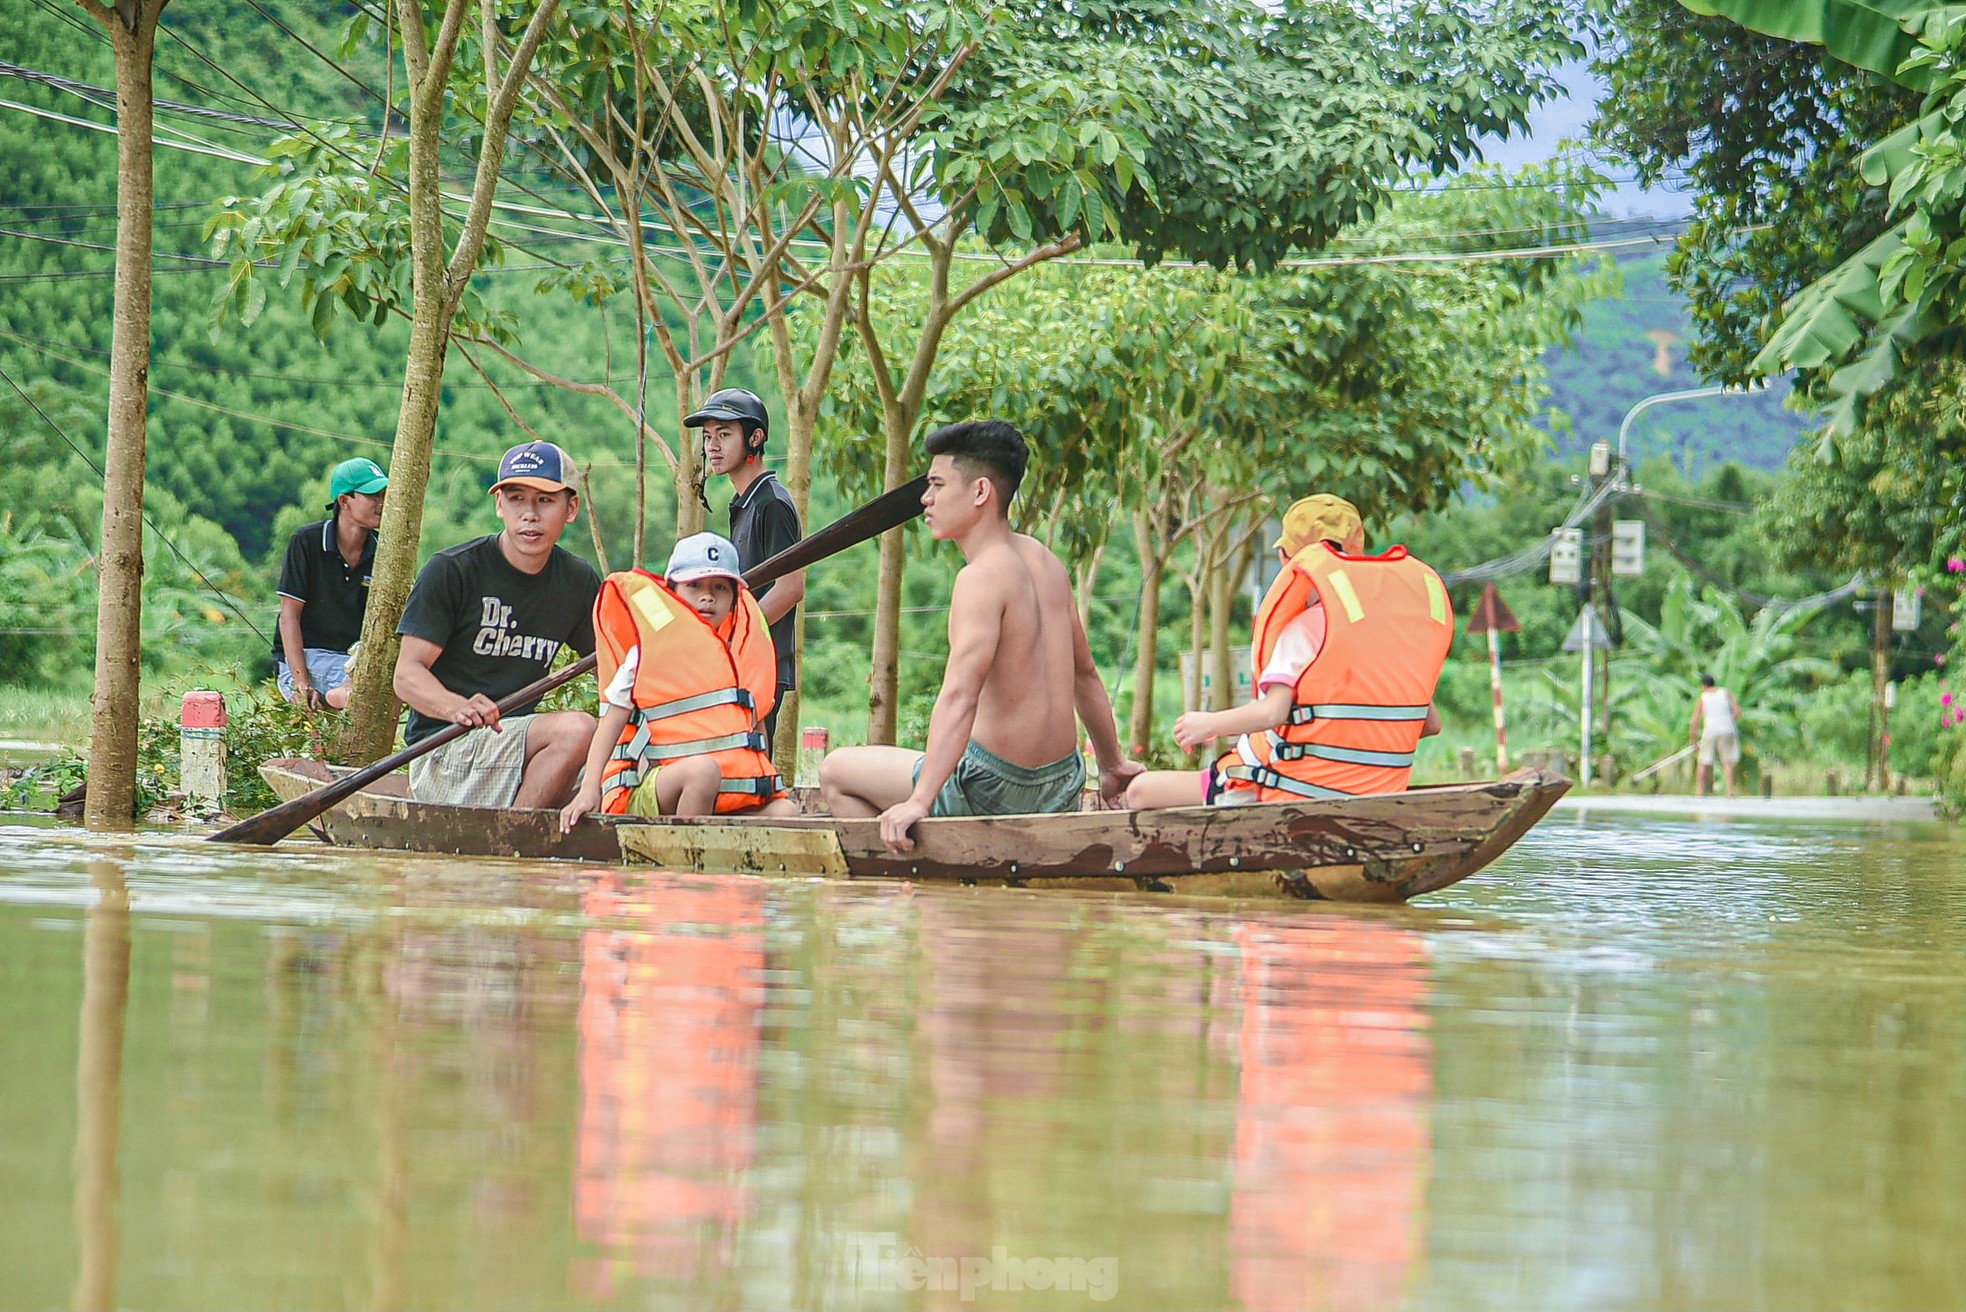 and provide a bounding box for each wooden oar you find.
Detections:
[210,474,930,845]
